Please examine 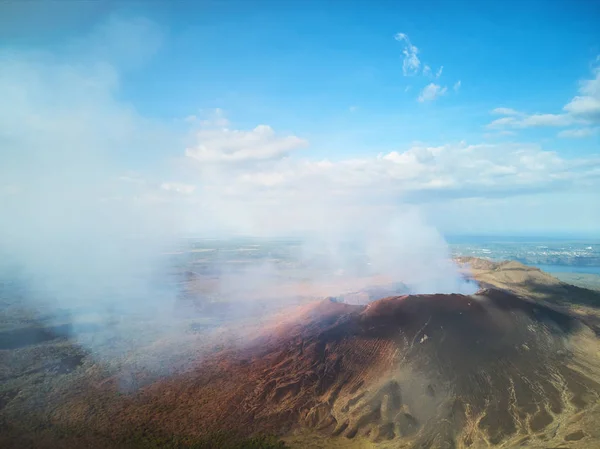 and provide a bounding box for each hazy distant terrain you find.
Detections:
[449,237,600,272]
[451,237,600,291]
